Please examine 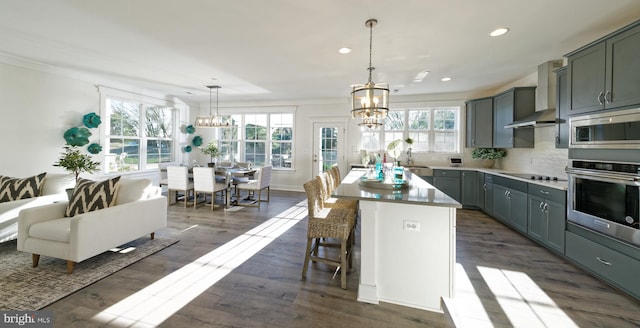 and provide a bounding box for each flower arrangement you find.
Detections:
[54,146,101,182]
[199,140,220,164]
[471,148,506,160]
